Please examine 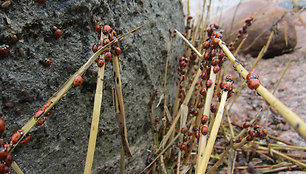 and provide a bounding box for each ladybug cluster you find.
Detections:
[228,16,254,51]
[0,118,33,174]
[246,72,260,90]
[242,122,268,141]
[92,24,121,66]
[217,74,234,101]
